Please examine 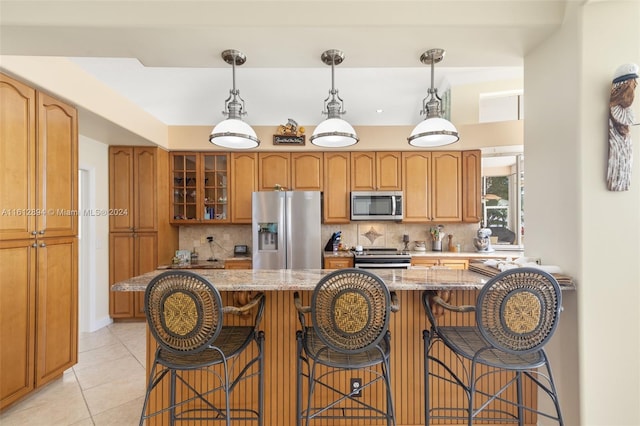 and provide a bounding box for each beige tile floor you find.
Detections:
[1,322,147,426]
